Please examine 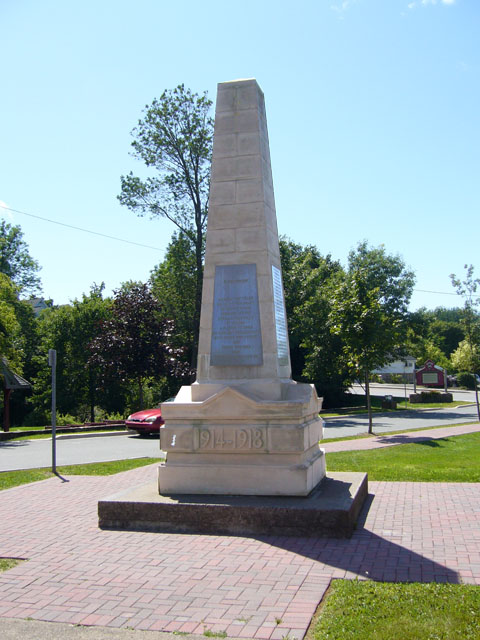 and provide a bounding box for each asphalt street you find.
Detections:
[0,432,162,472]
[1,399,478,471]
[350,382,477,403]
